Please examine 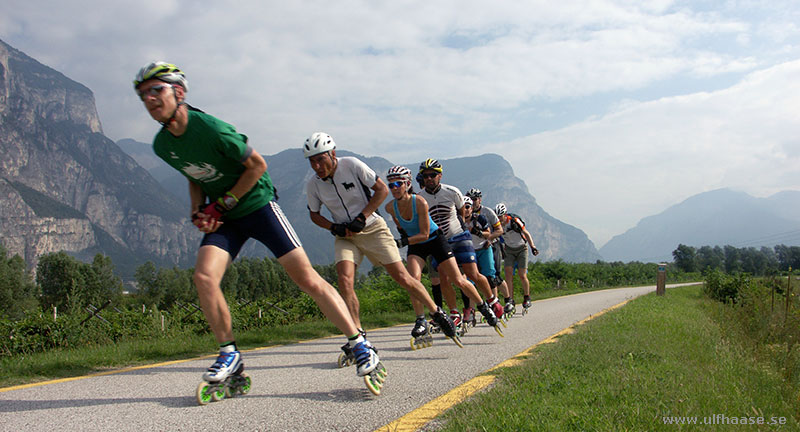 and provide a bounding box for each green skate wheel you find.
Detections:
[364,374,382,395]
[237,373,252,395]
[196,382,214,405]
